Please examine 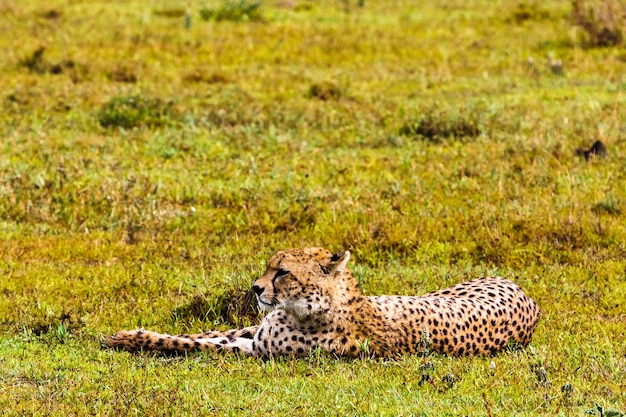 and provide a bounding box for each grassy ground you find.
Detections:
[1,0,625,415]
